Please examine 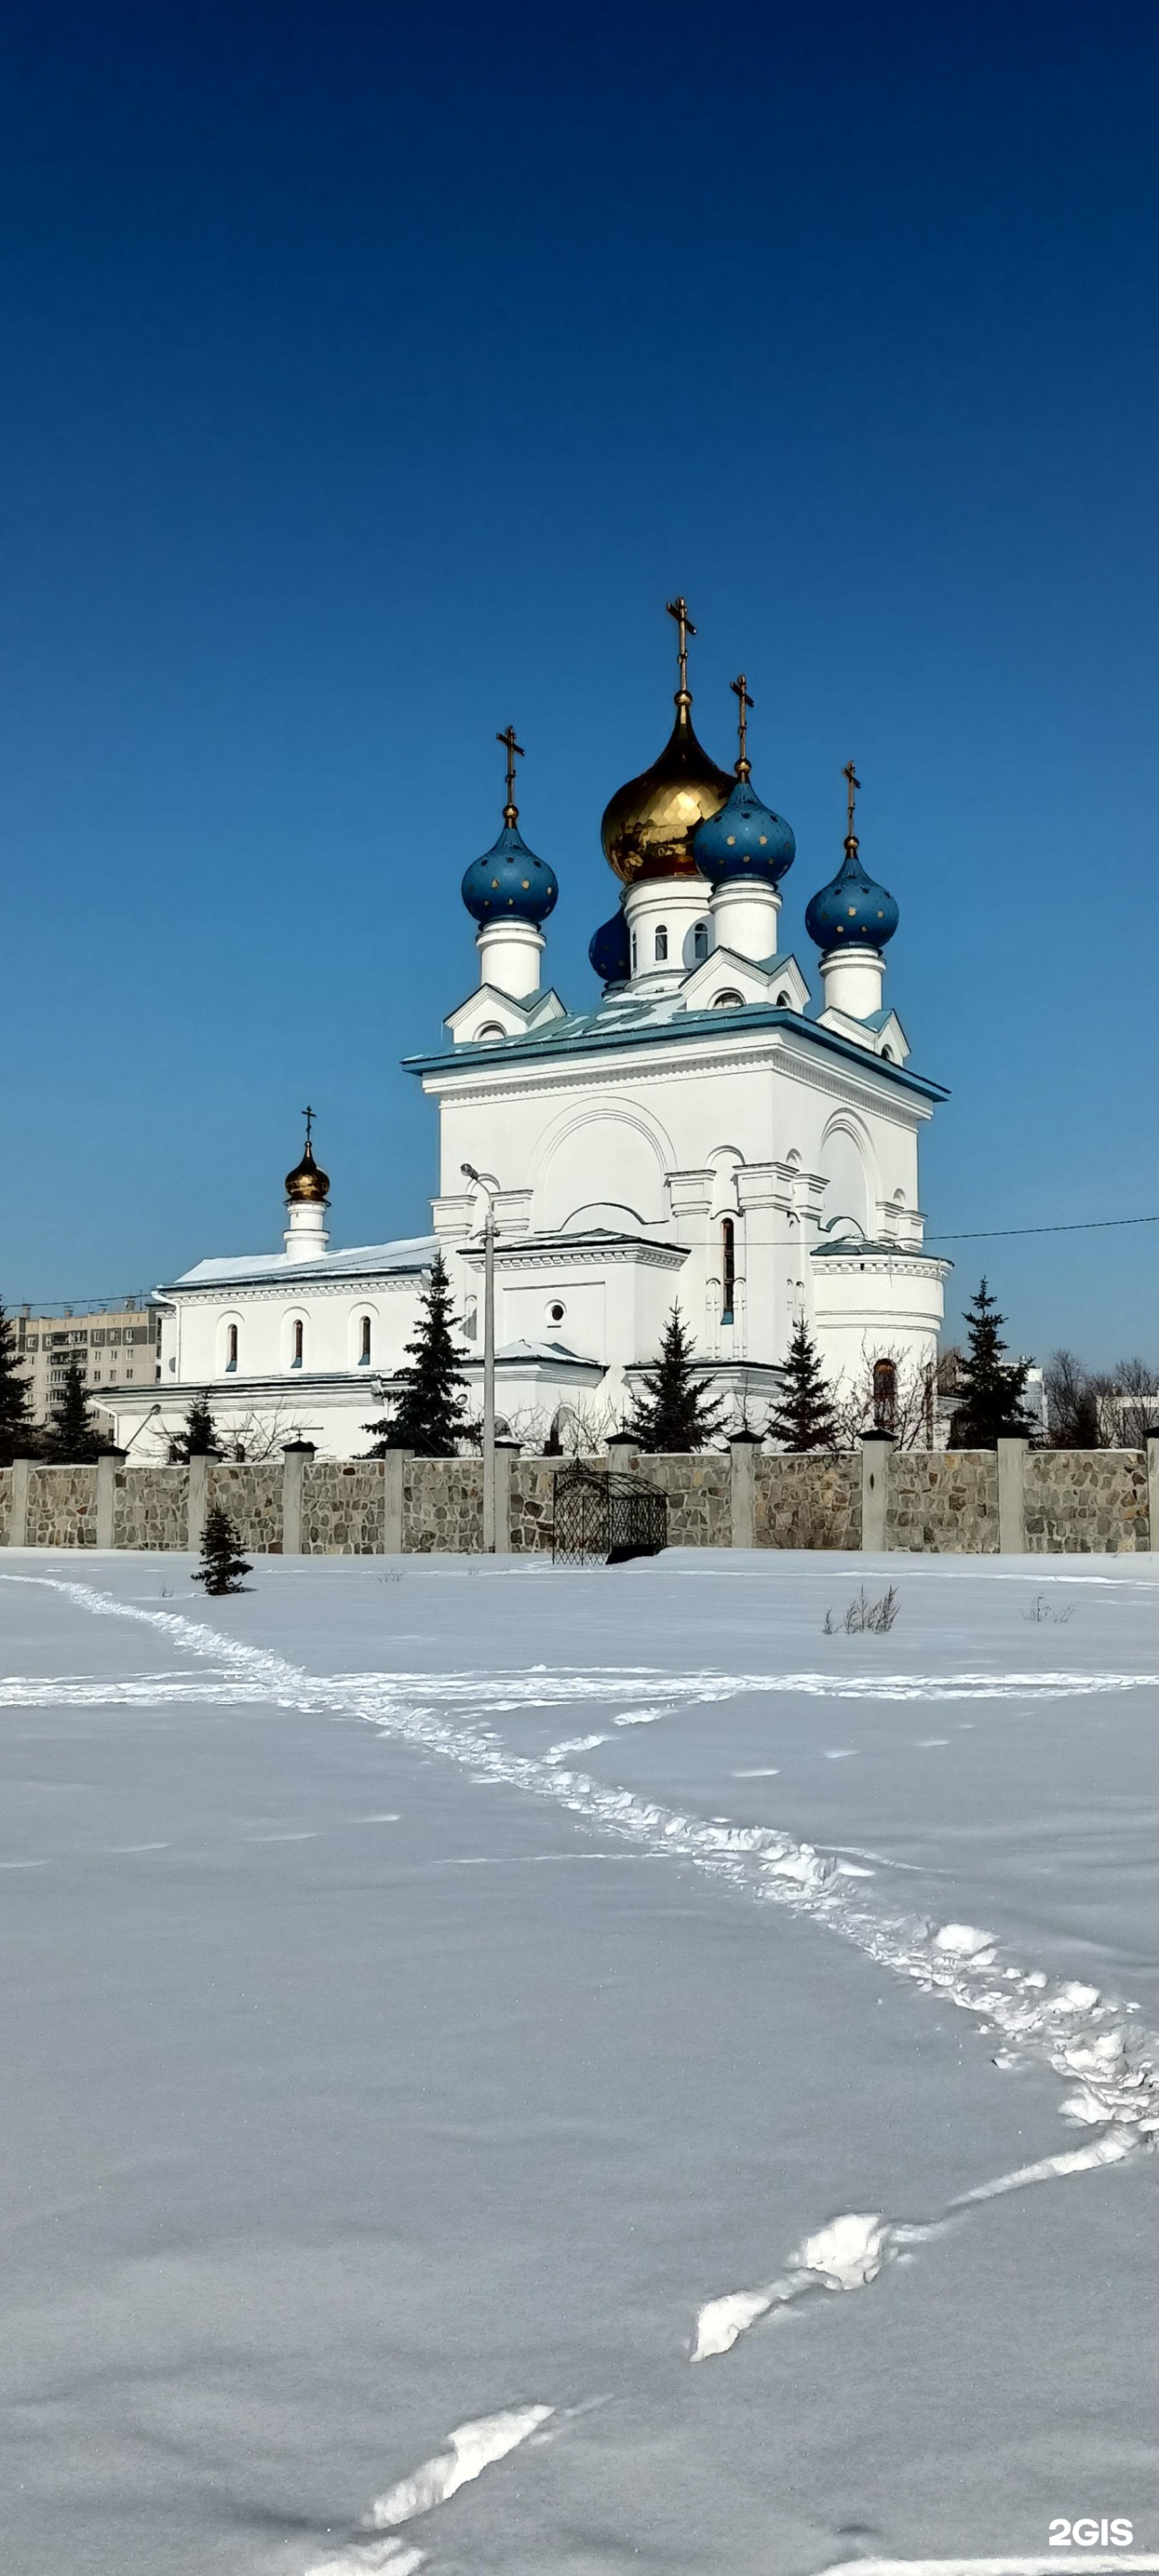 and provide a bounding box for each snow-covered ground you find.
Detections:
[3,1547,1159,2576]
